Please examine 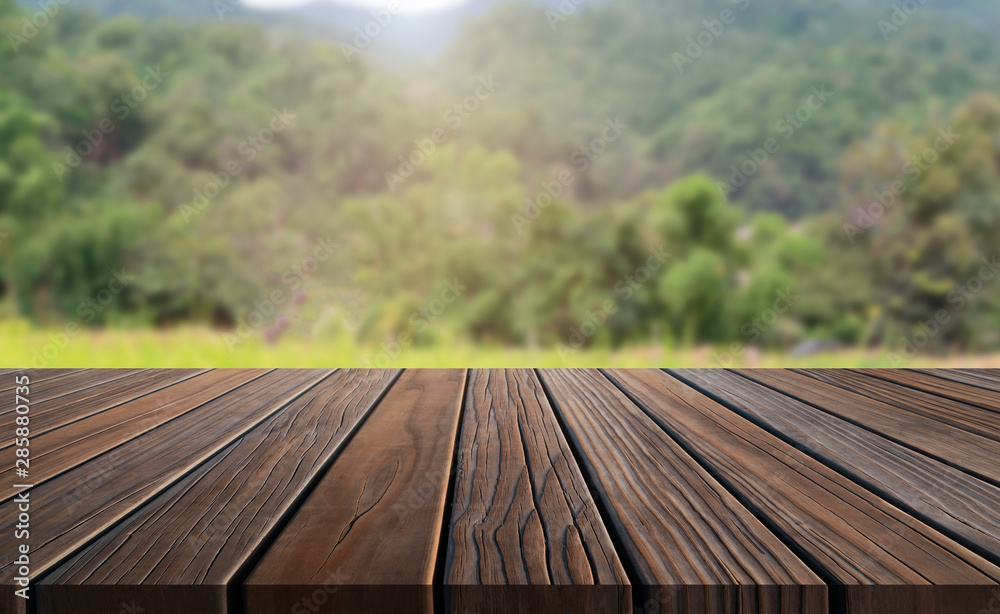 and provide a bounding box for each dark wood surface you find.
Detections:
[613,369,1000,613]
[0,369,327,614]
[0,370,207,467]
[674,370,1000,563]
[0,370,266,501]
[245,369,466,614]
[737,369,1000,484]
[0,368,76,393]
[797,369,1000,441]
[0,368,142,414]
[917,368,1000,392]
[39,369,399,614]
[1,369,998,614]
[850,368,1000,415]
[540,369,825,614]
[445,369,629,613]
